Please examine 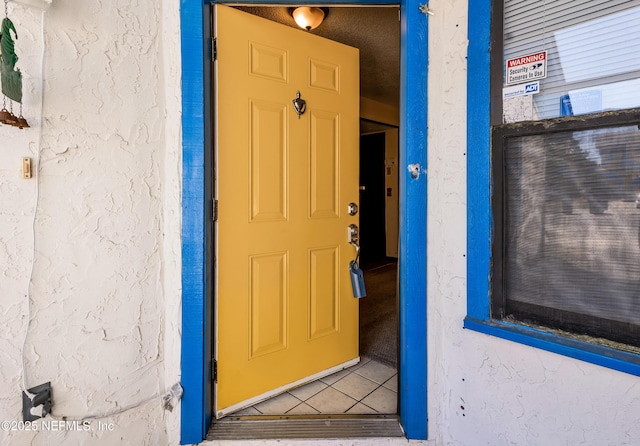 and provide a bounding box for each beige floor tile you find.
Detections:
[331,372,379,401]
[320,357,372,386]
[288,379,328,401]
[360,386,397,413]
[346,356,371,372]
[286,402,320,415]
[353,359,396,384]
[319,369,351,385]
[382,374,398,392]
[305,387,358,413]
[253,392,301,415]
[345,402,378,414]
